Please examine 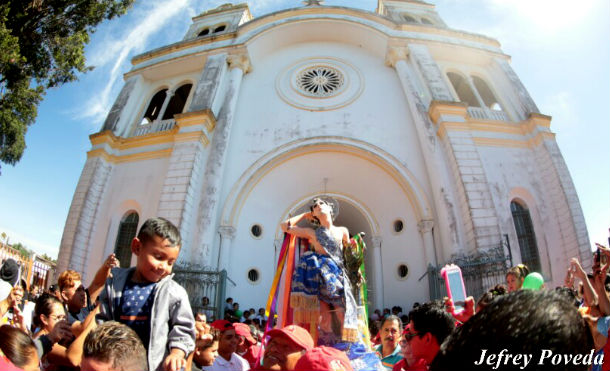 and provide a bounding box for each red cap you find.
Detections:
[267,325,314,351]
[234,323,256,345]
[210,320,233,332]
[294,346,353,371]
